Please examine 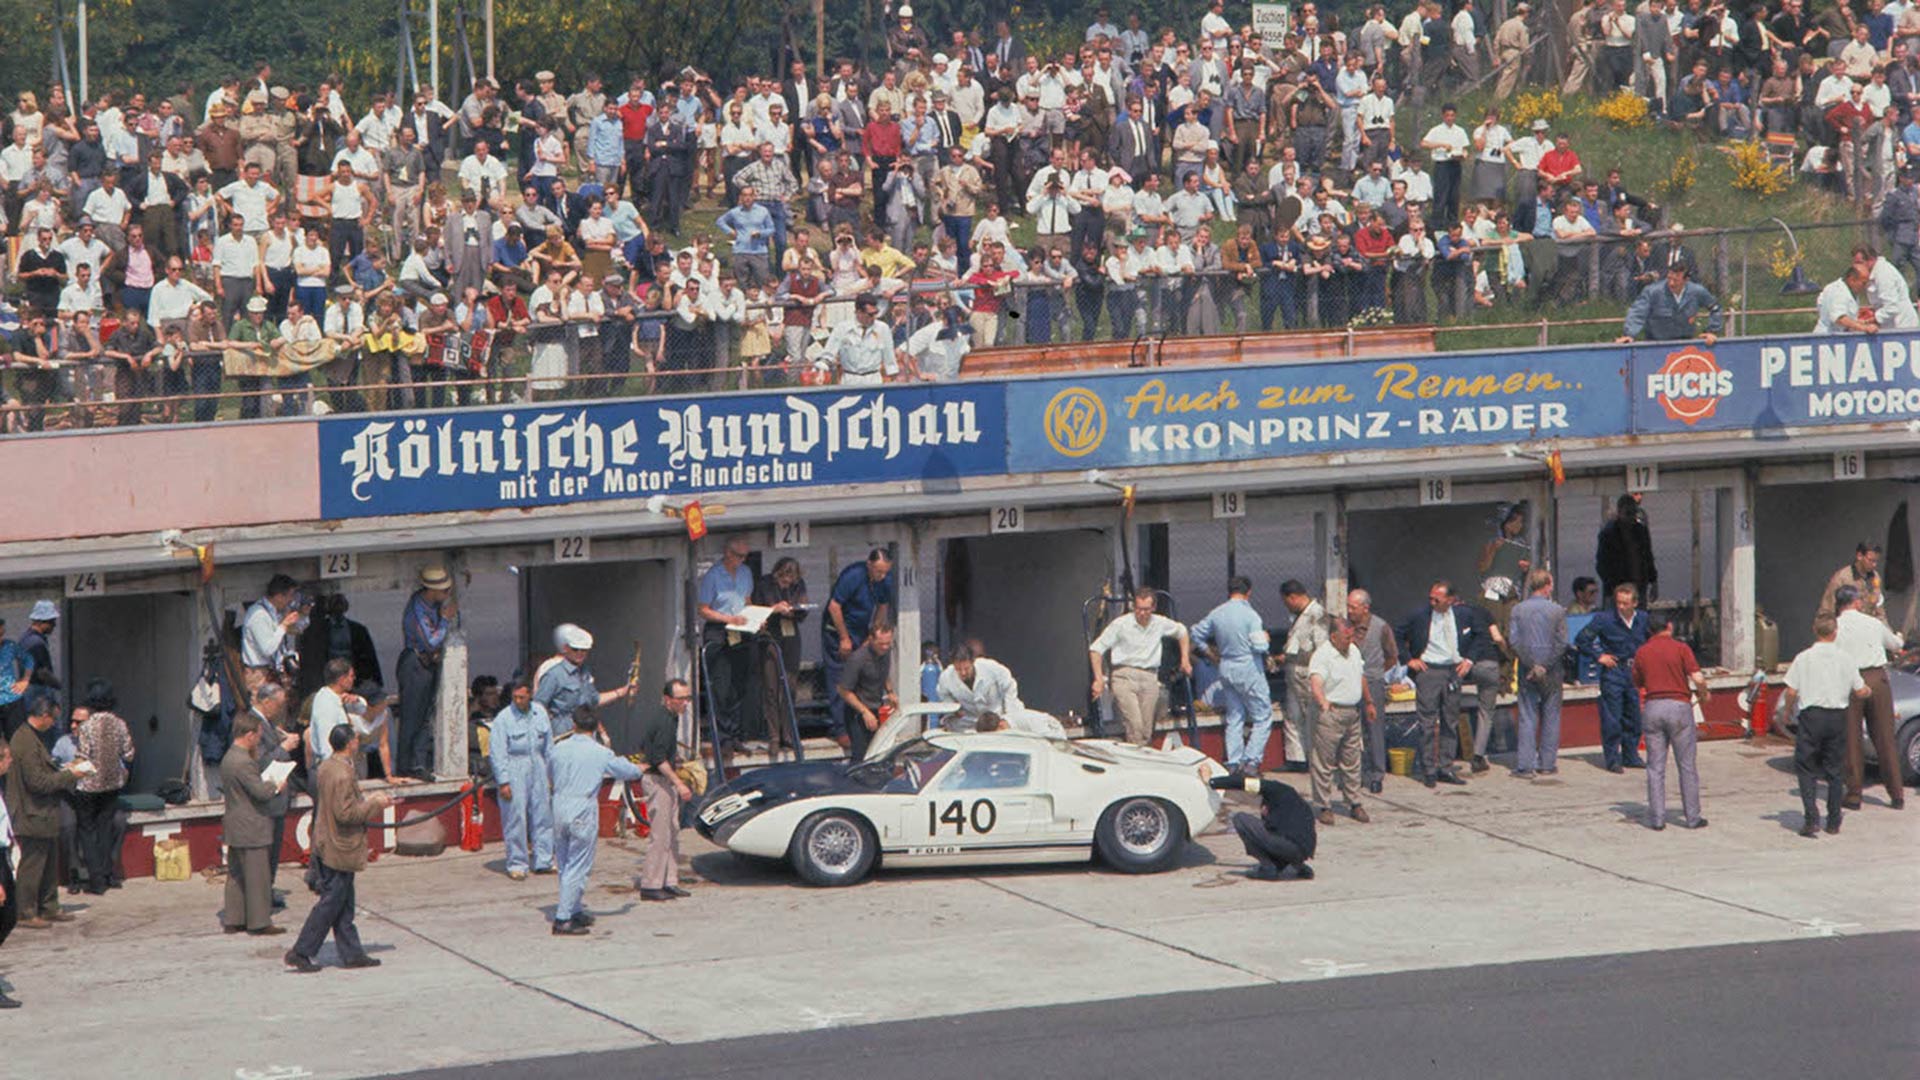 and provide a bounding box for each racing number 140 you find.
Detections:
[928,799,997,836]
